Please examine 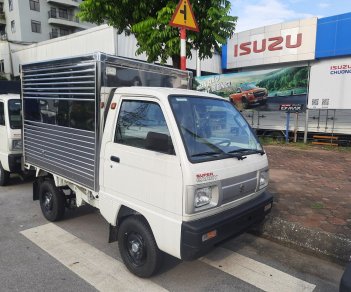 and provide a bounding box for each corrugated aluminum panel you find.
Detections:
[22,56,98,190]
